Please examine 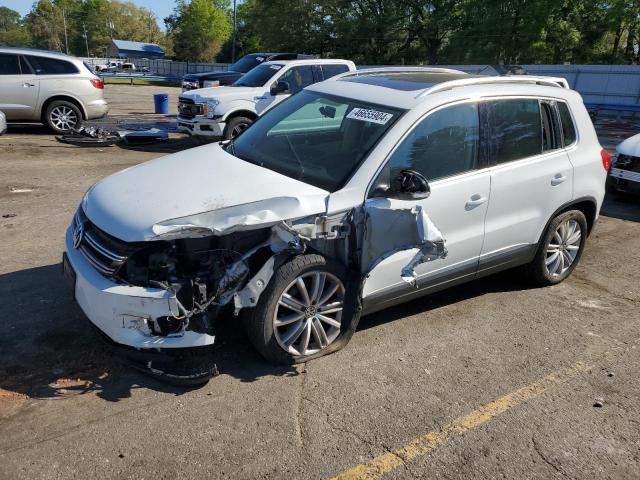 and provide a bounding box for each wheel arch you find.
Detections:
[41,95,87,122]
[537,196,599,245]
[222,109,258,123]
